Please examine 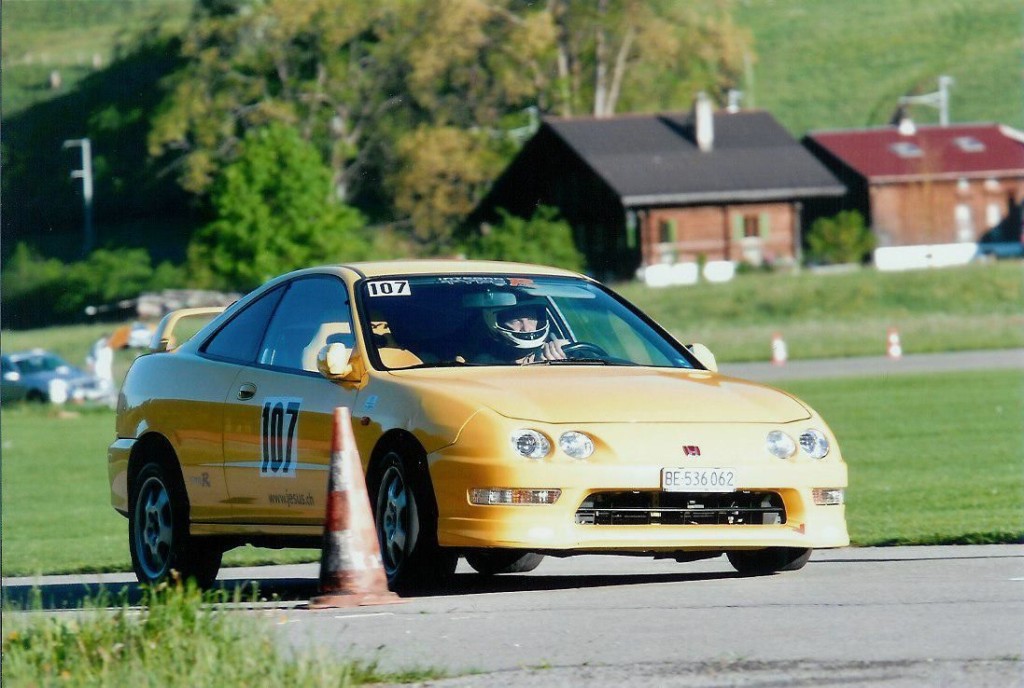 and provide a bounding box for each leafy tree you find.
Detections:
[463,206,585,272]
[393,126,506,252]
[546,0,751,116]
[187,123,368,289]
[1,244,185,328]
[805,210,876,265]
[148,0,407,202]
